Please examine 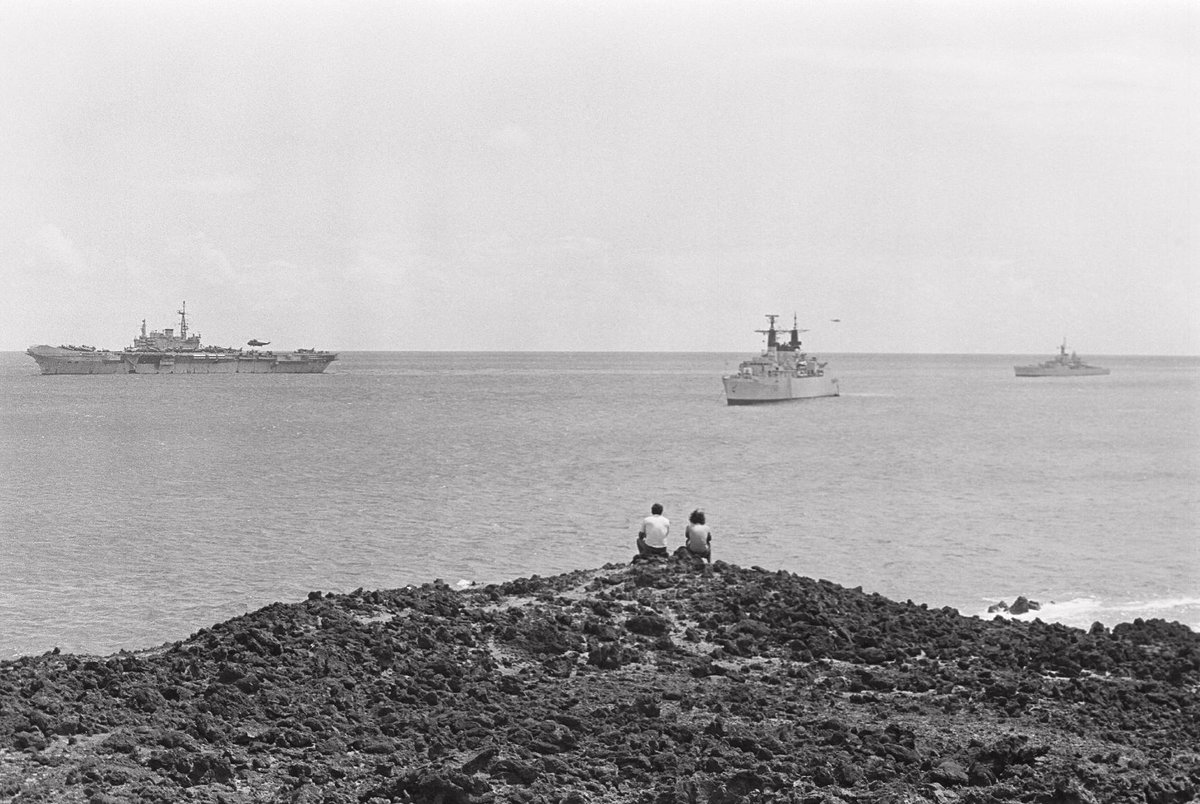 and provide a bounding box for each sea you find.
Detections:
[1,350,1197,660]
